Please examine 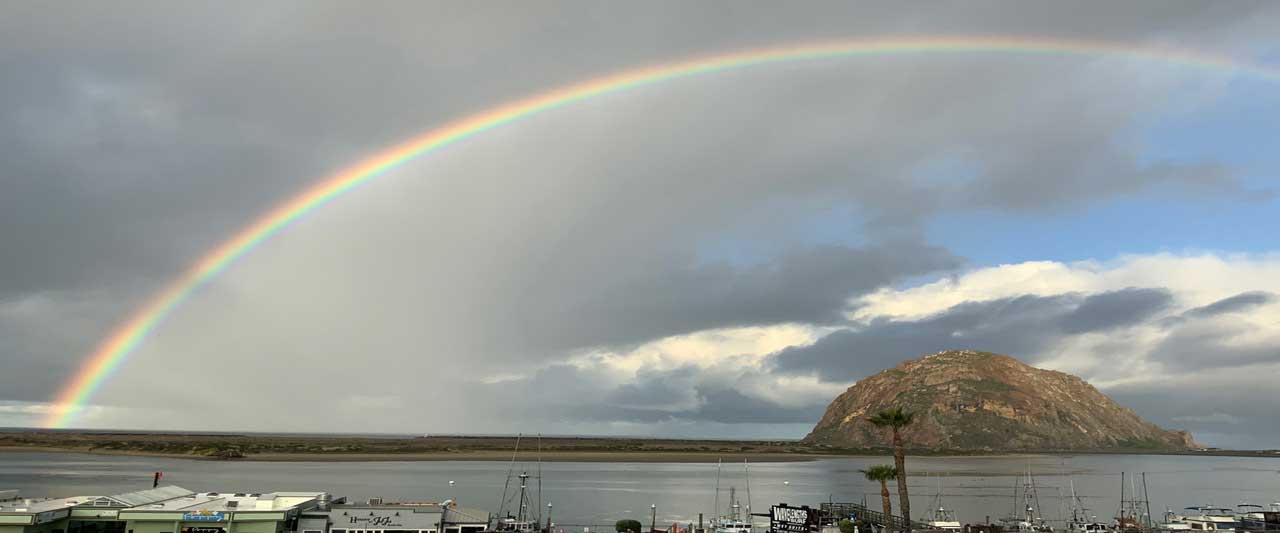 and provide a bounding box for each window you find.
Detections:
[305,530,323,533]
[332,530,347,533]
